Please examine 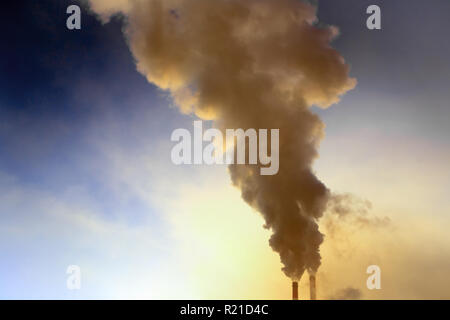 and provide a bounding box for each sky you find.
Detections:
[0,0,449,299]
